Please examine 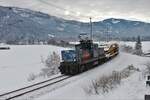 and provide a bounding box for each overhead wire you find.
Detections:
[38,0,91,20]
[38,0,94,39]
